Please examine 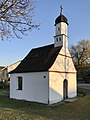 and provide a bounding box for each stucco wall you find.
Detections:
[49,48,77,104]
[49,72,64,104]
[55,22,68,36]
[68,73,77,98]
[49,72,77,104]
[10,72,49,104]
[50,48,76,72]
